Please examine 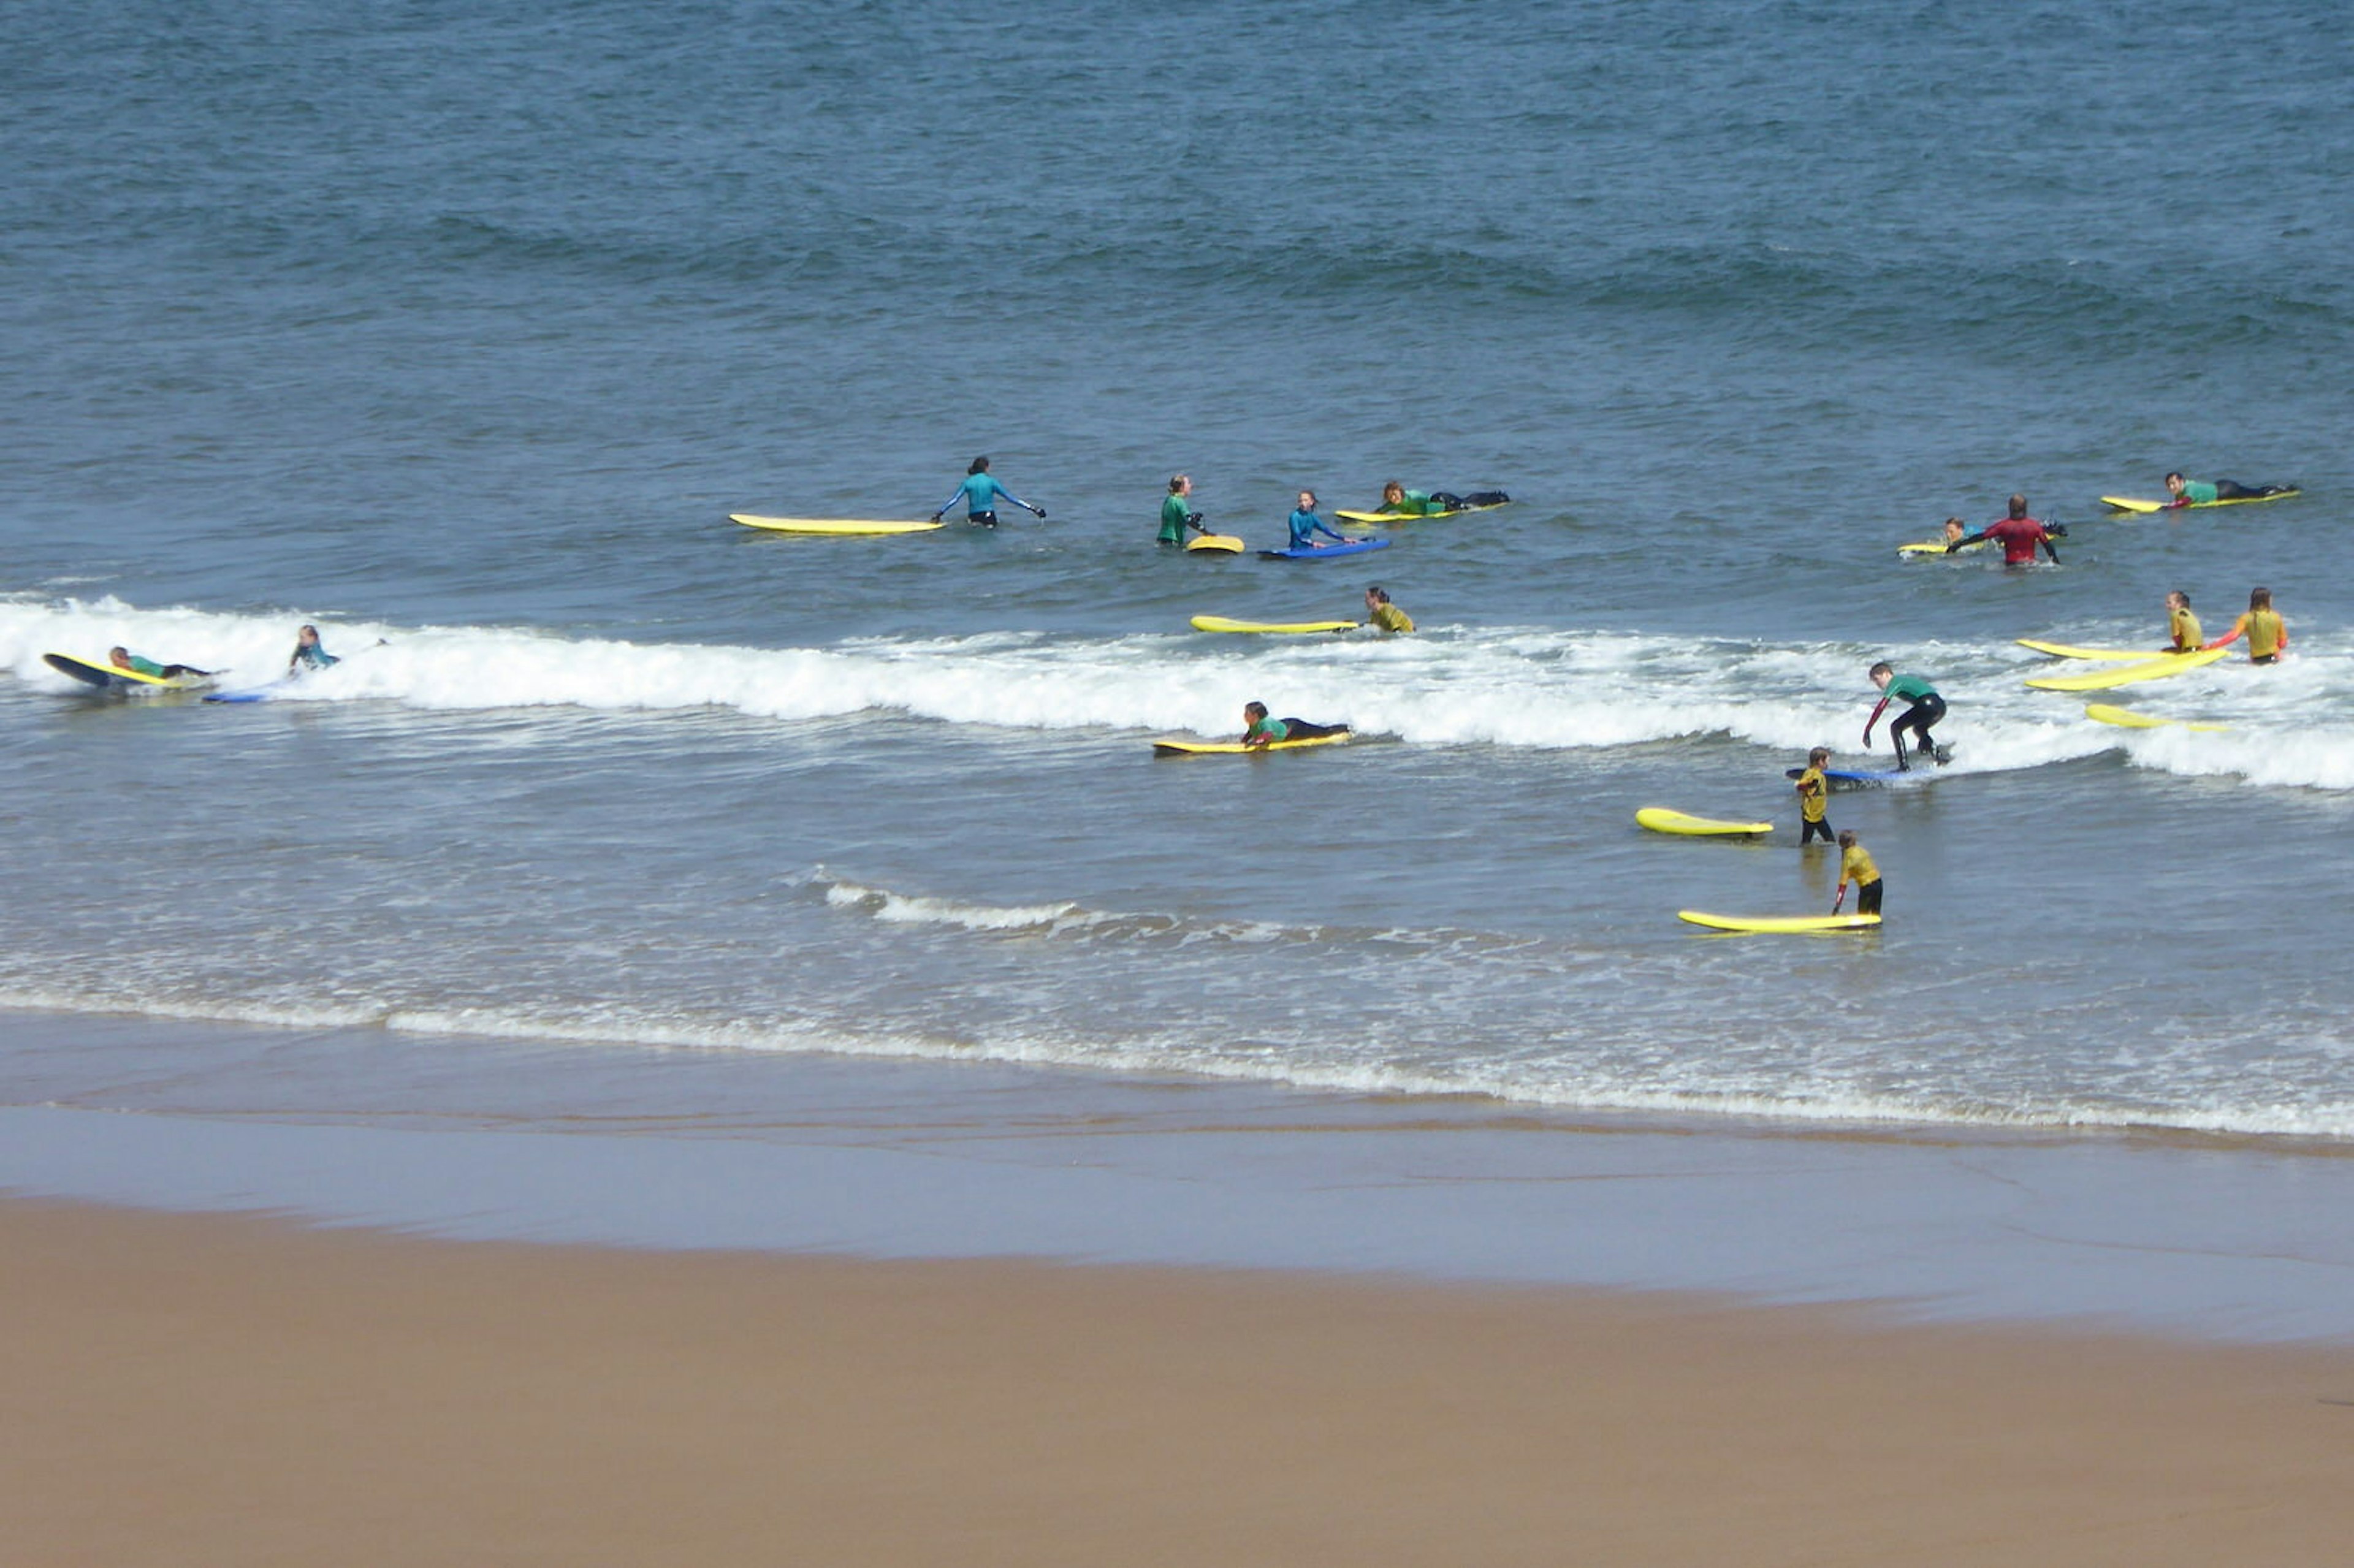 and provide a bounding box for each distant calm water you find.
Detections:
[4,0,2351,1140]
